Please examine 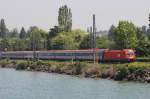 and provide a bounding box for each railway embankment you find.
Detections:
[0,59,150,83]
